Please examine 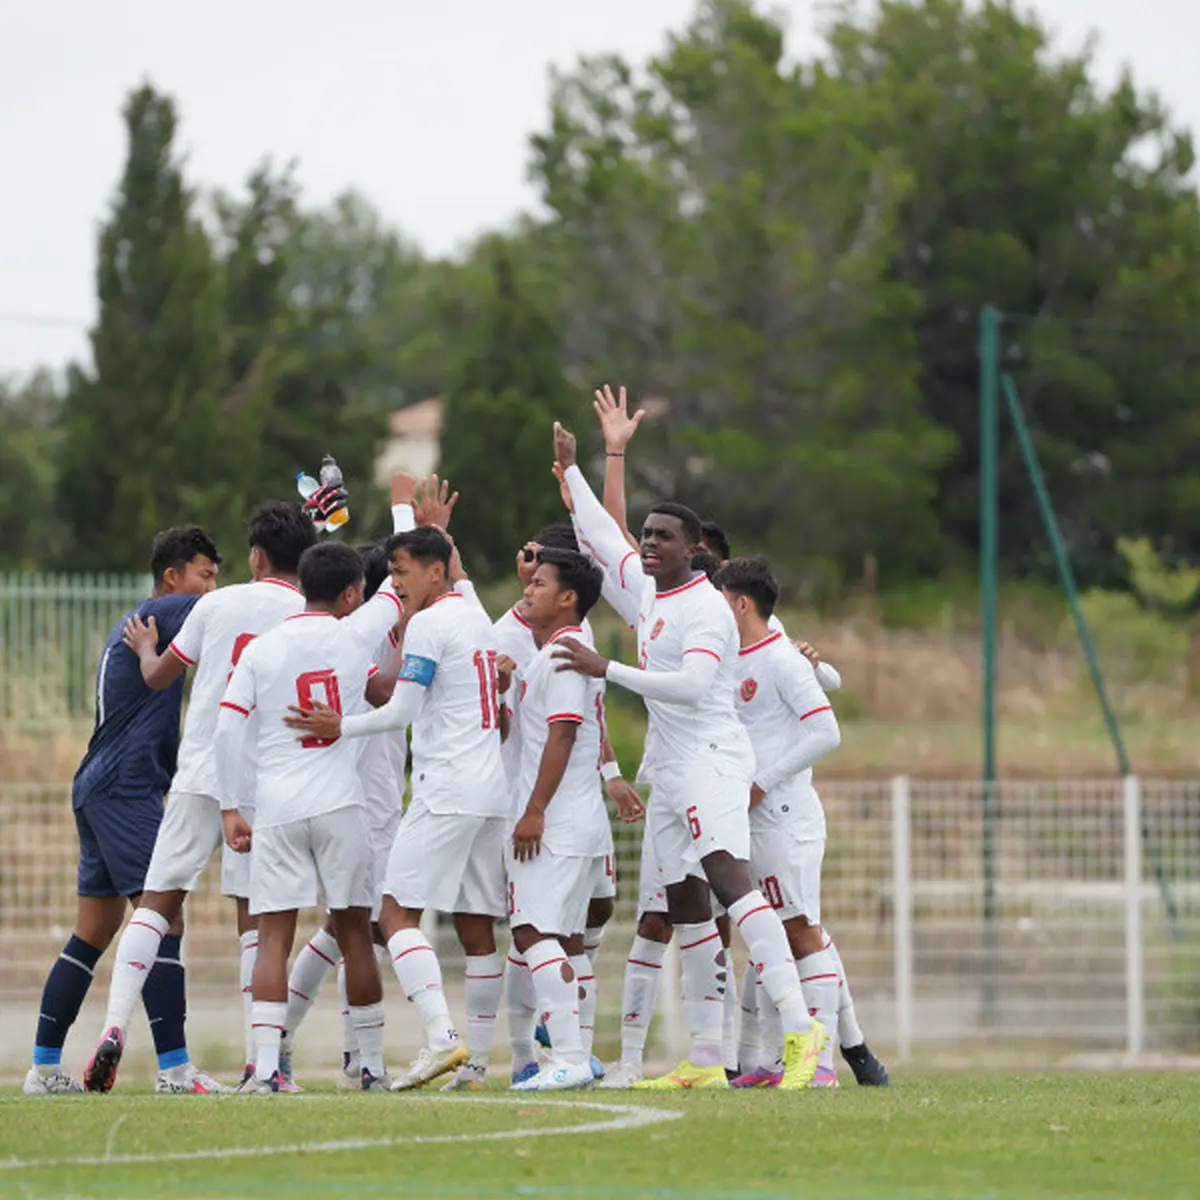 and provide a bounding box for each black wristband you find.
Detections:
[606,452,624,458]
